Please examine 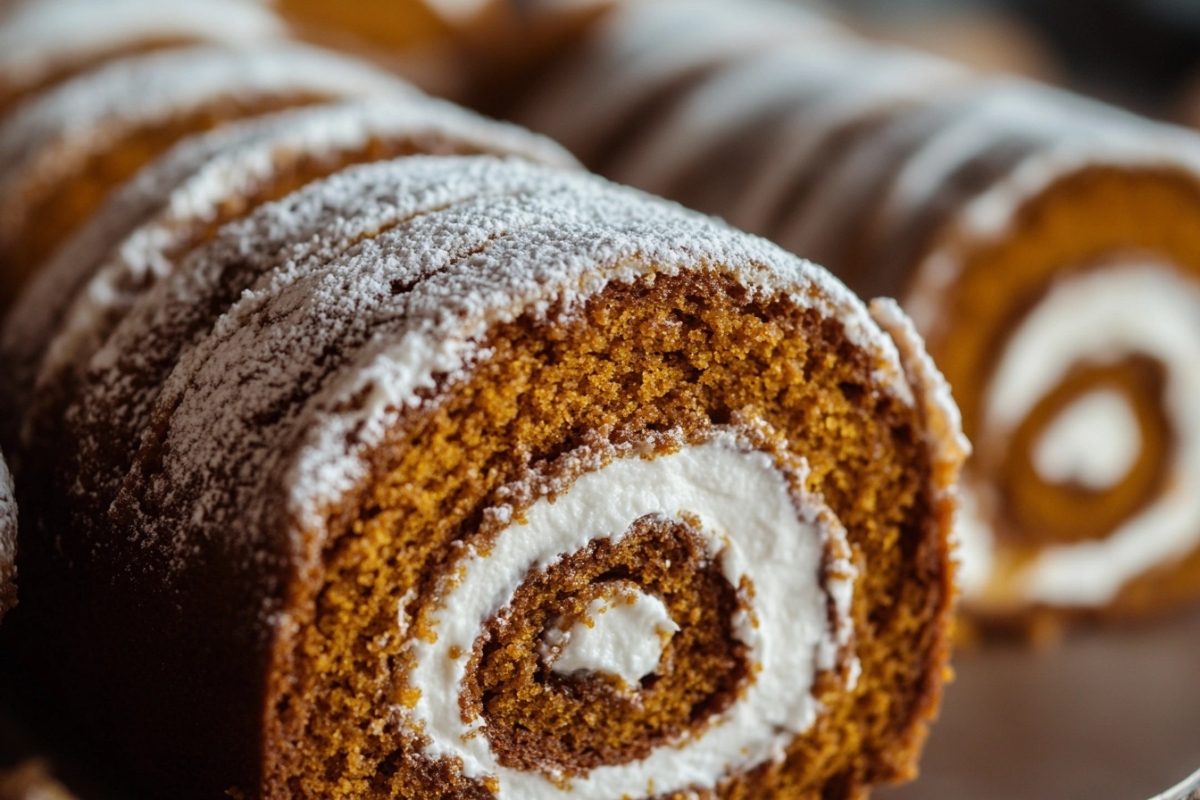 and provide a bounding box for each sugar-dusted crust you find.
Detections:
[0,43,411,195]
[0,43,414,302]
[0,0,286,105]
[19,157,962,798]
[513,0,849,170]
[601,42,970,227]
[0,95,576,450]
